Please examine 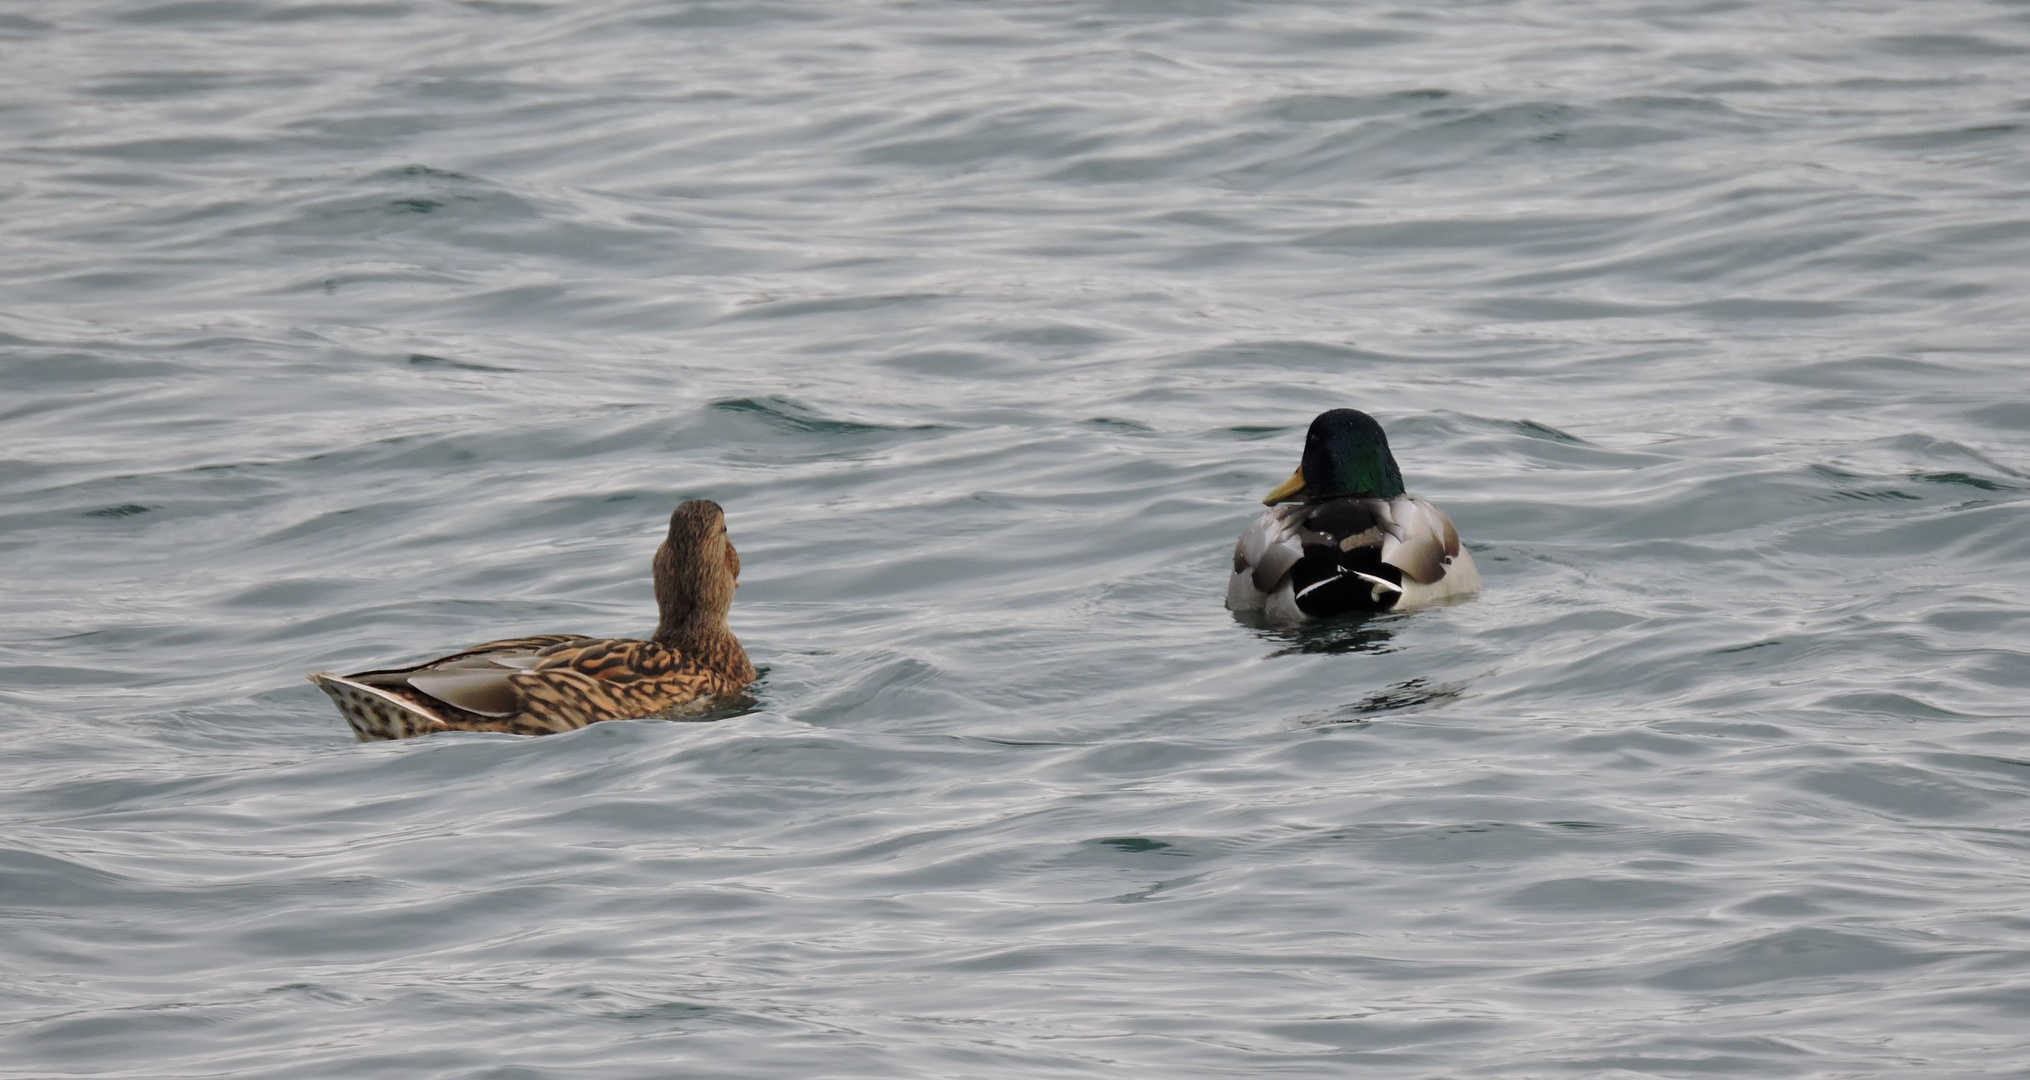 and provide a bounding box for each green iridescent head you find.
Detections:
[1263,408,1406,504]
